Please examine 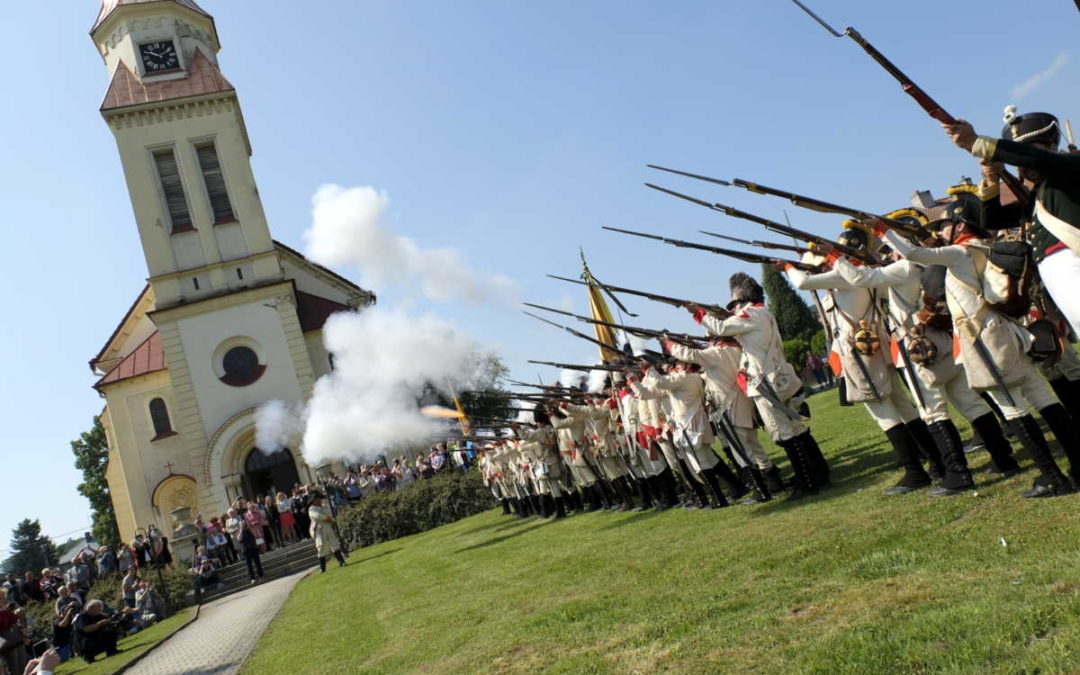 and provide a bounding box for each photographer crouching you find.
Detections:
[74,599,129,664]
